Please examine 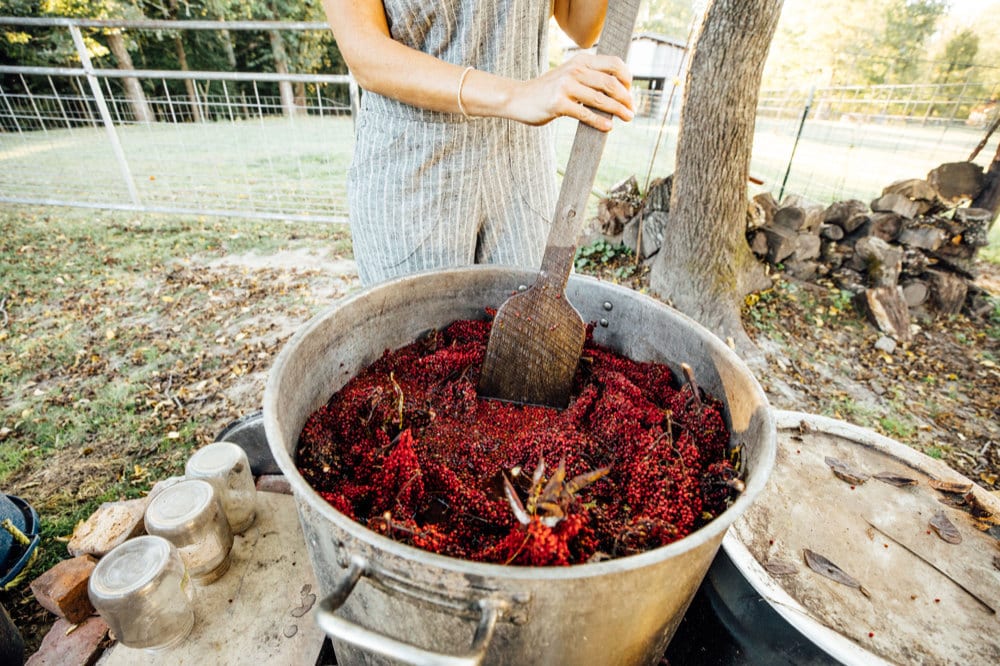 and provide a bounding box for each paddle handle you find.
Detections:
[539,0,642,290]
